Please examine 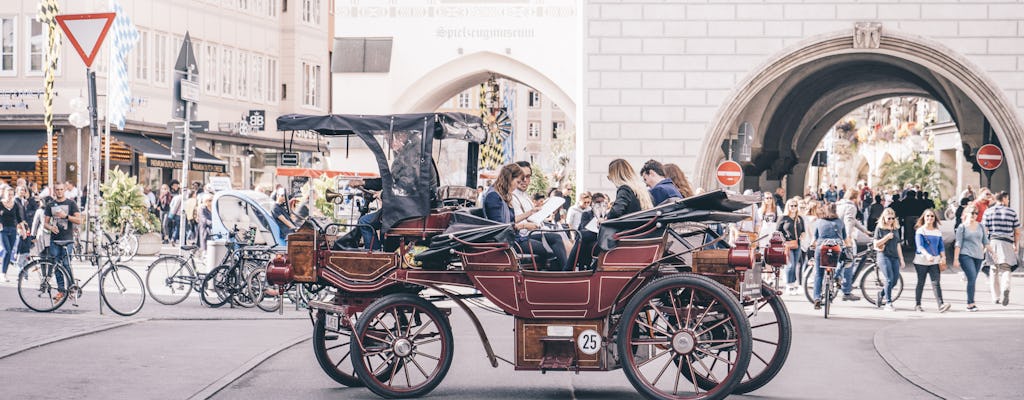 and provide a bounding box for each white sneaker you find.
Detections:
[1,275,8,283]
[886,303,896,311]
